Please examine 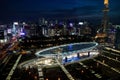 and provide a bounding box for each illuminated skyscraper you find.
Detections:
[102,0,109,32]
[95,0,109,43]
[115,26,120,49]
